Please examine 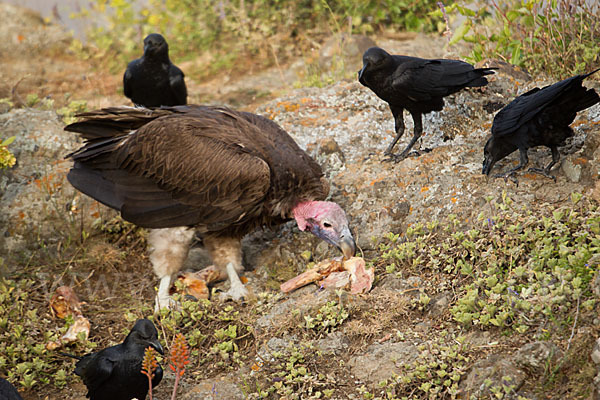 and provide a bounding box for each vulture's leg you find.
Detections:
[203,236,249,301]
[527,146,559,182]
[148,227,195,312]
[493,148,529,185]
[384,106,405,156]
[388,111,423,162]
